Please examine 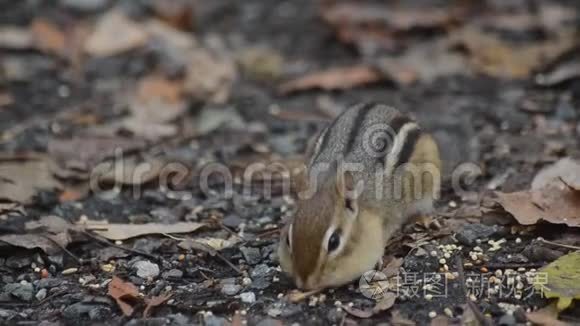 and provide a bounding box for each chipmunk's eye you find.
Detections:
[327,229,341,252]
